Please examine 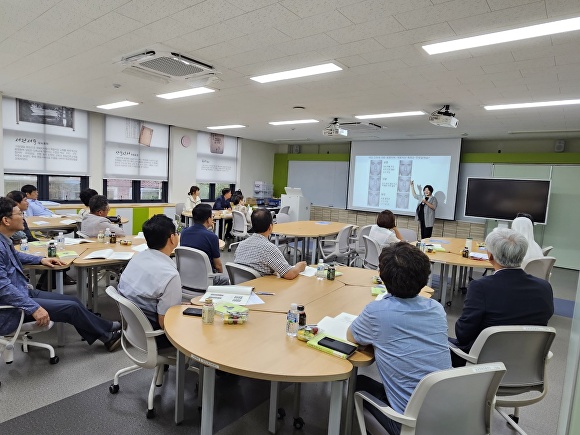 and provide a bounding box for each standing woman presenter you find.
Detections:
[411,181,437,239]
